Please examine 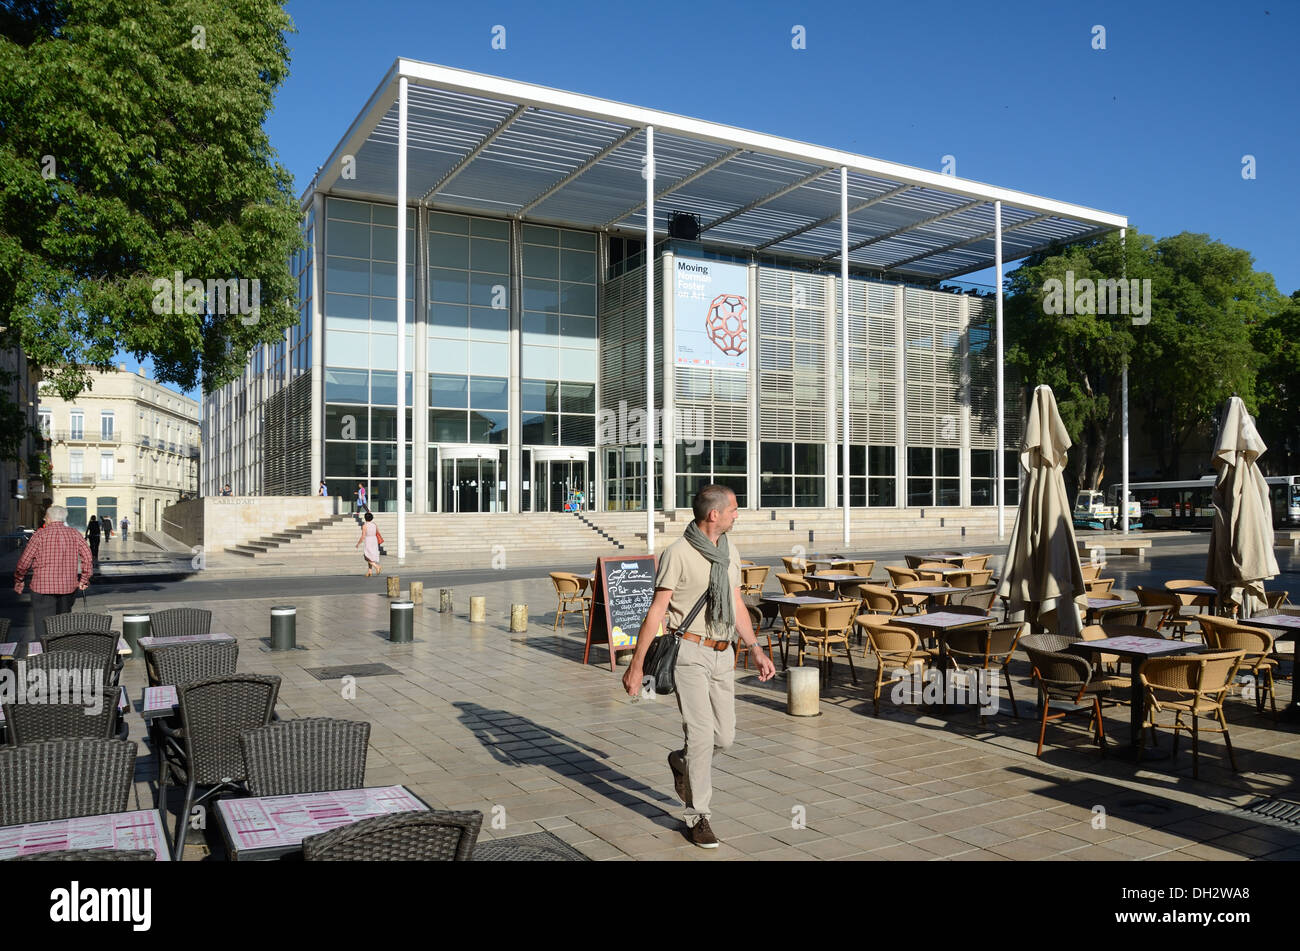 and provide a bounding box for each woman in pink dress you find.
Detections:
[355,511,381,576]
